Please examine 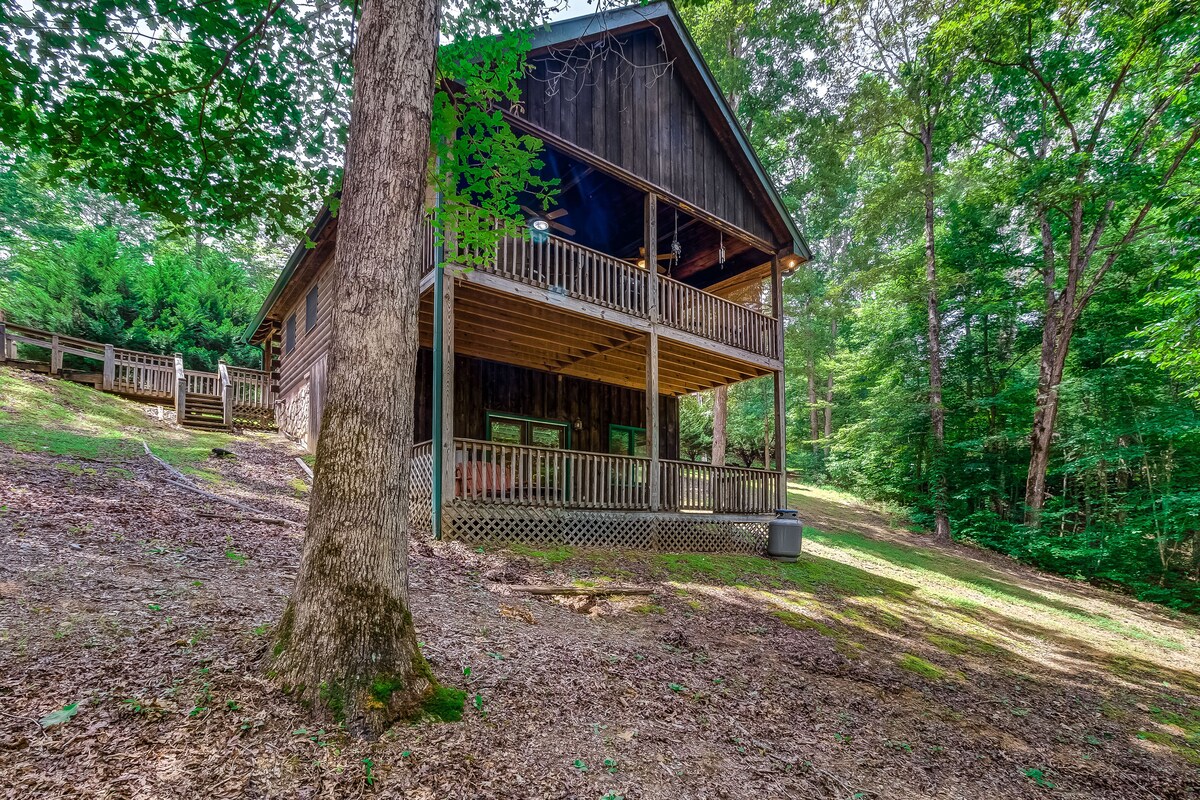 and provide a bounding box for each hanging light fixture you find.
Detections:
[528,217,551,232]
[669,208,682,272]
[718,230,726,270]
